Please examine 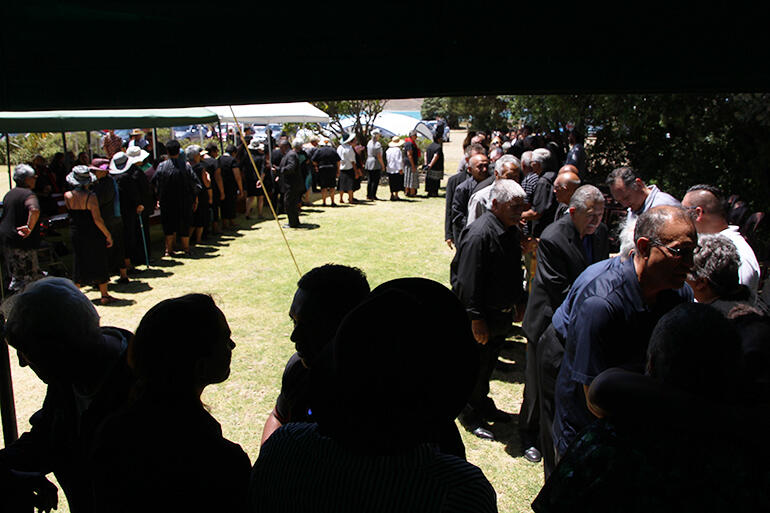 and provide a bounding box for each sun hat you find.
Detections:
[388,136,404,148]
[371,128,381,136]
[340,132,356,144]
[88,158,110,173]
[130,128,144,136]
[66,165,96,187]
[248,139,264,151]
[110,146,149,174]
